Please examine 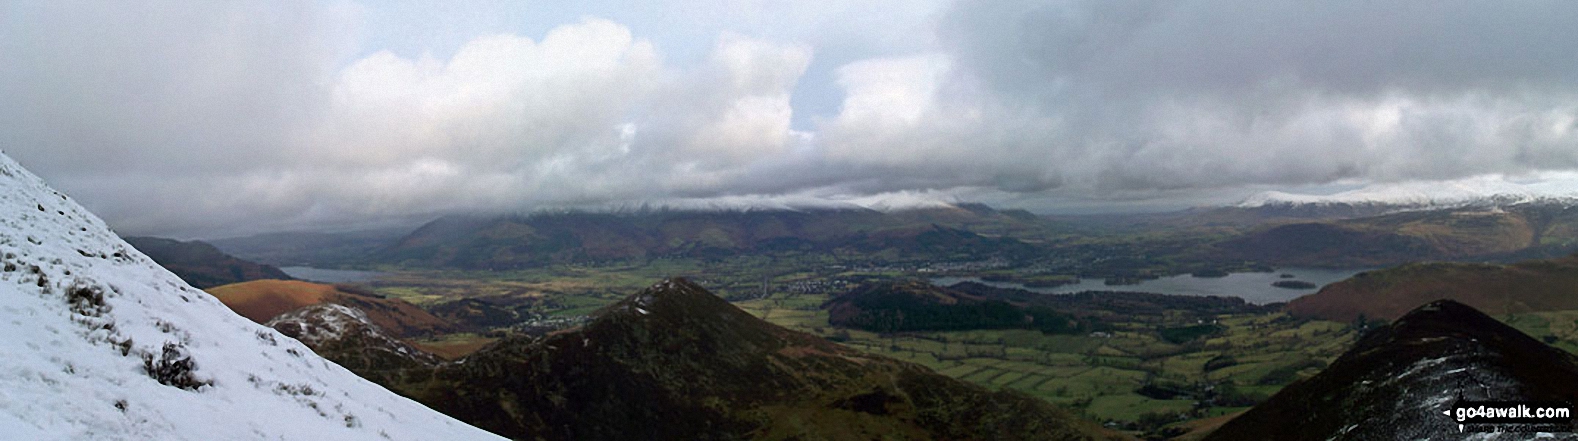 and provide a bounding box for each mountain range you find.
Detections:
[204,200,1578,281]
[374,206,1045,269]
[1239,173,1578,210]
[1204,202,1578,267]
